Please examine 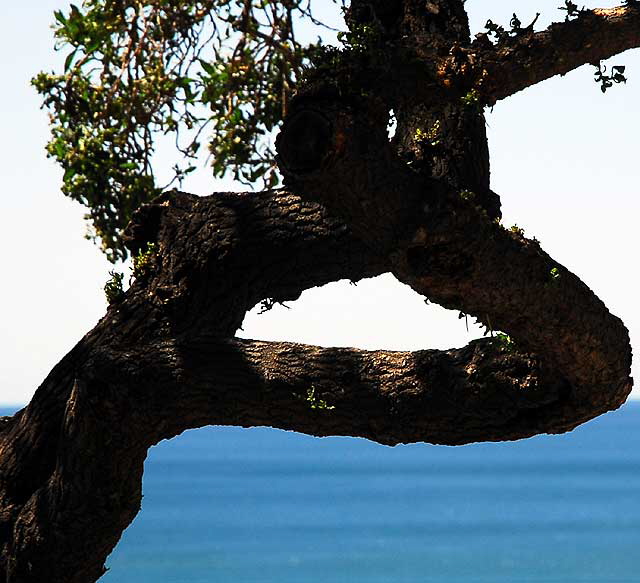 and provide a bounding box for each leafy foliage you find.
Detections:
[104,269,124,303]
[460,89,480,108]
[494,332,516,352]
[484,12,540,43]
[509,224,525,237]
[33,0,344,261]
[132,241,157,277]
[304,387,335,411]
[593,62,627,93]
[558,1,585,21]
